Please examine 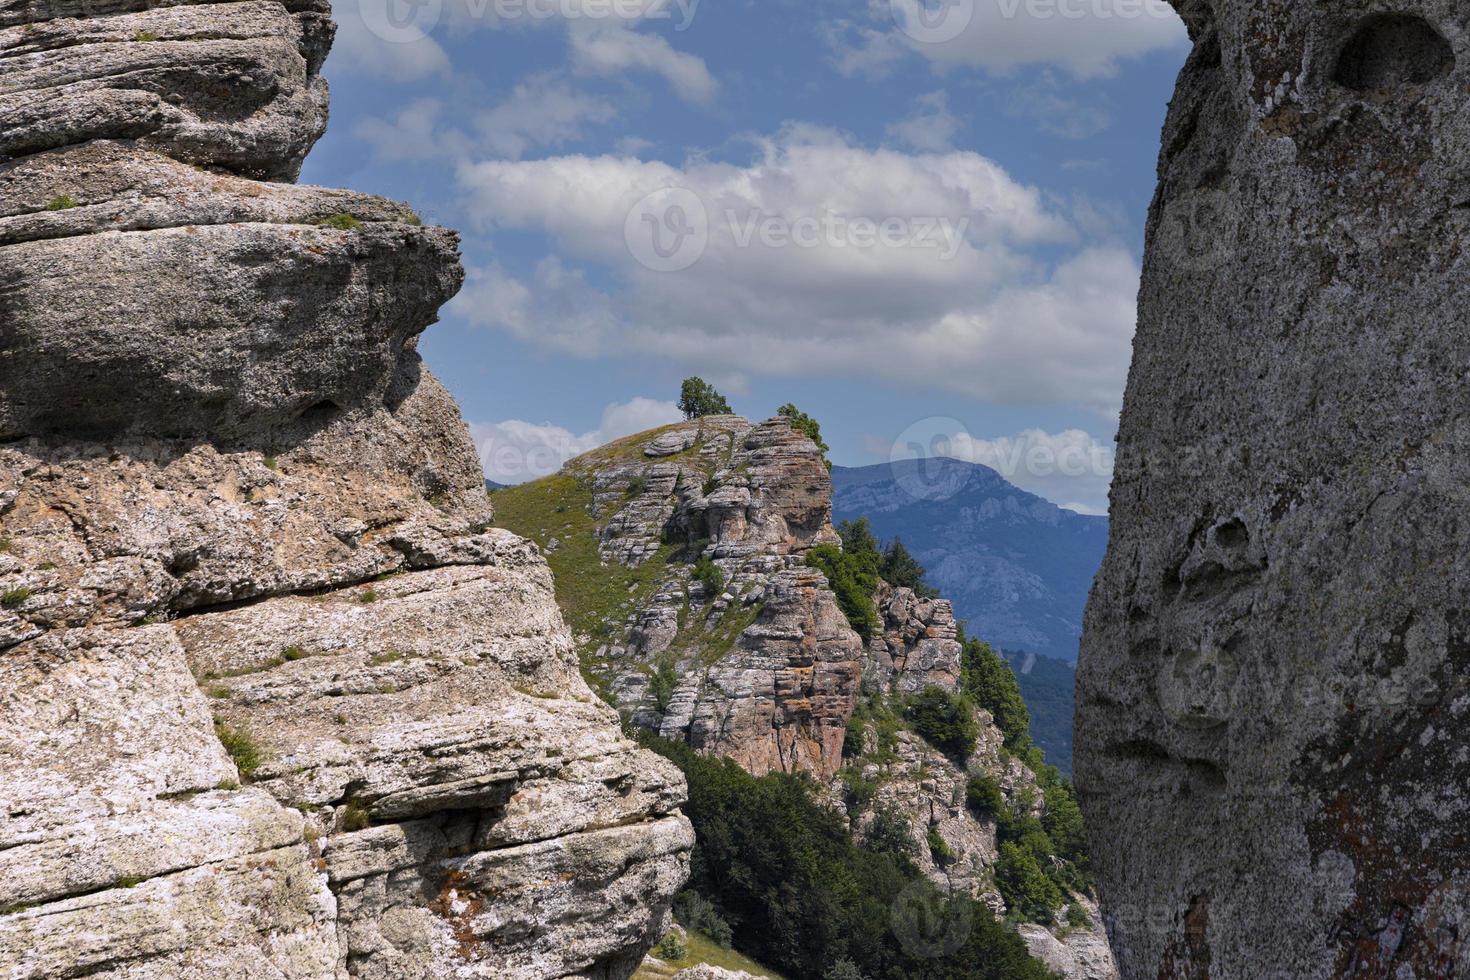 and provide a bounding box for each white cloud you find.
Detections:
[476,74,619,158]
[567,21,717,103]
[946,427,1114,513]
[352,99,467,161]
[832,0,1187,80]
[329,0,453,81]
[472,397,683,483]
[886,91,962,151]
[453,125,1138,414]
